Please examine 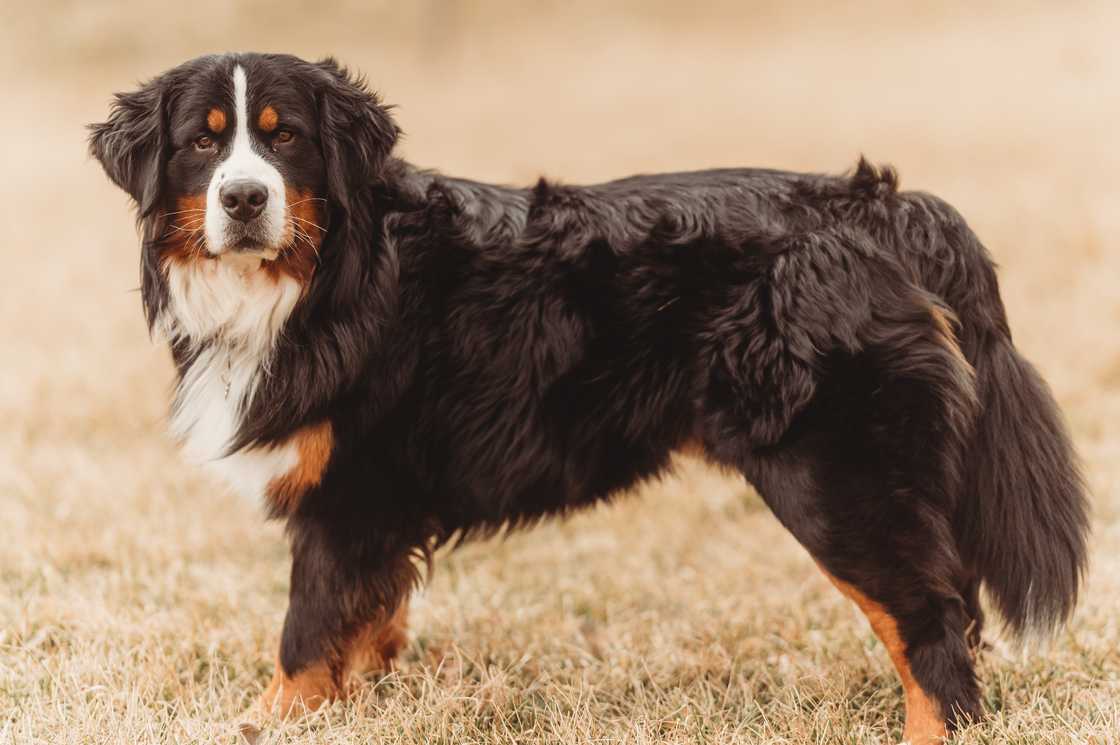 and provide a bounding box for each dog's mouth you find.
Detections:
[213,223,282,261]
[232,236,277,254]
